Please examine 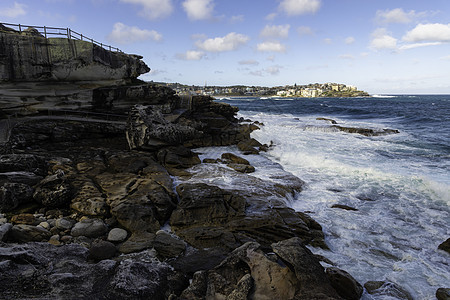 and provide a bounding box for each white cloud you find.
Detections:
[376,8,417,24]
[107,23,162,45]
[370,28,397,50]
[440,55,450,61]
[323,38,332,44]
[267,55,275,61]
[257,41,286,53]
[239,60,259,66]
[265,13,277,21]
[279,0,321,16]
[260,24,290,39]
[402,23,450,43]
[182,0,214,21]
[119,0,173,20]
[0,2,27,18]
[230,15,244,23]
[345,36,355,44]
[339,54,355,60]
[297,26,313,36]
[196,32,249,52]
[176,50,206,60]
[266,65,282,75]
[399,42,442,50]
